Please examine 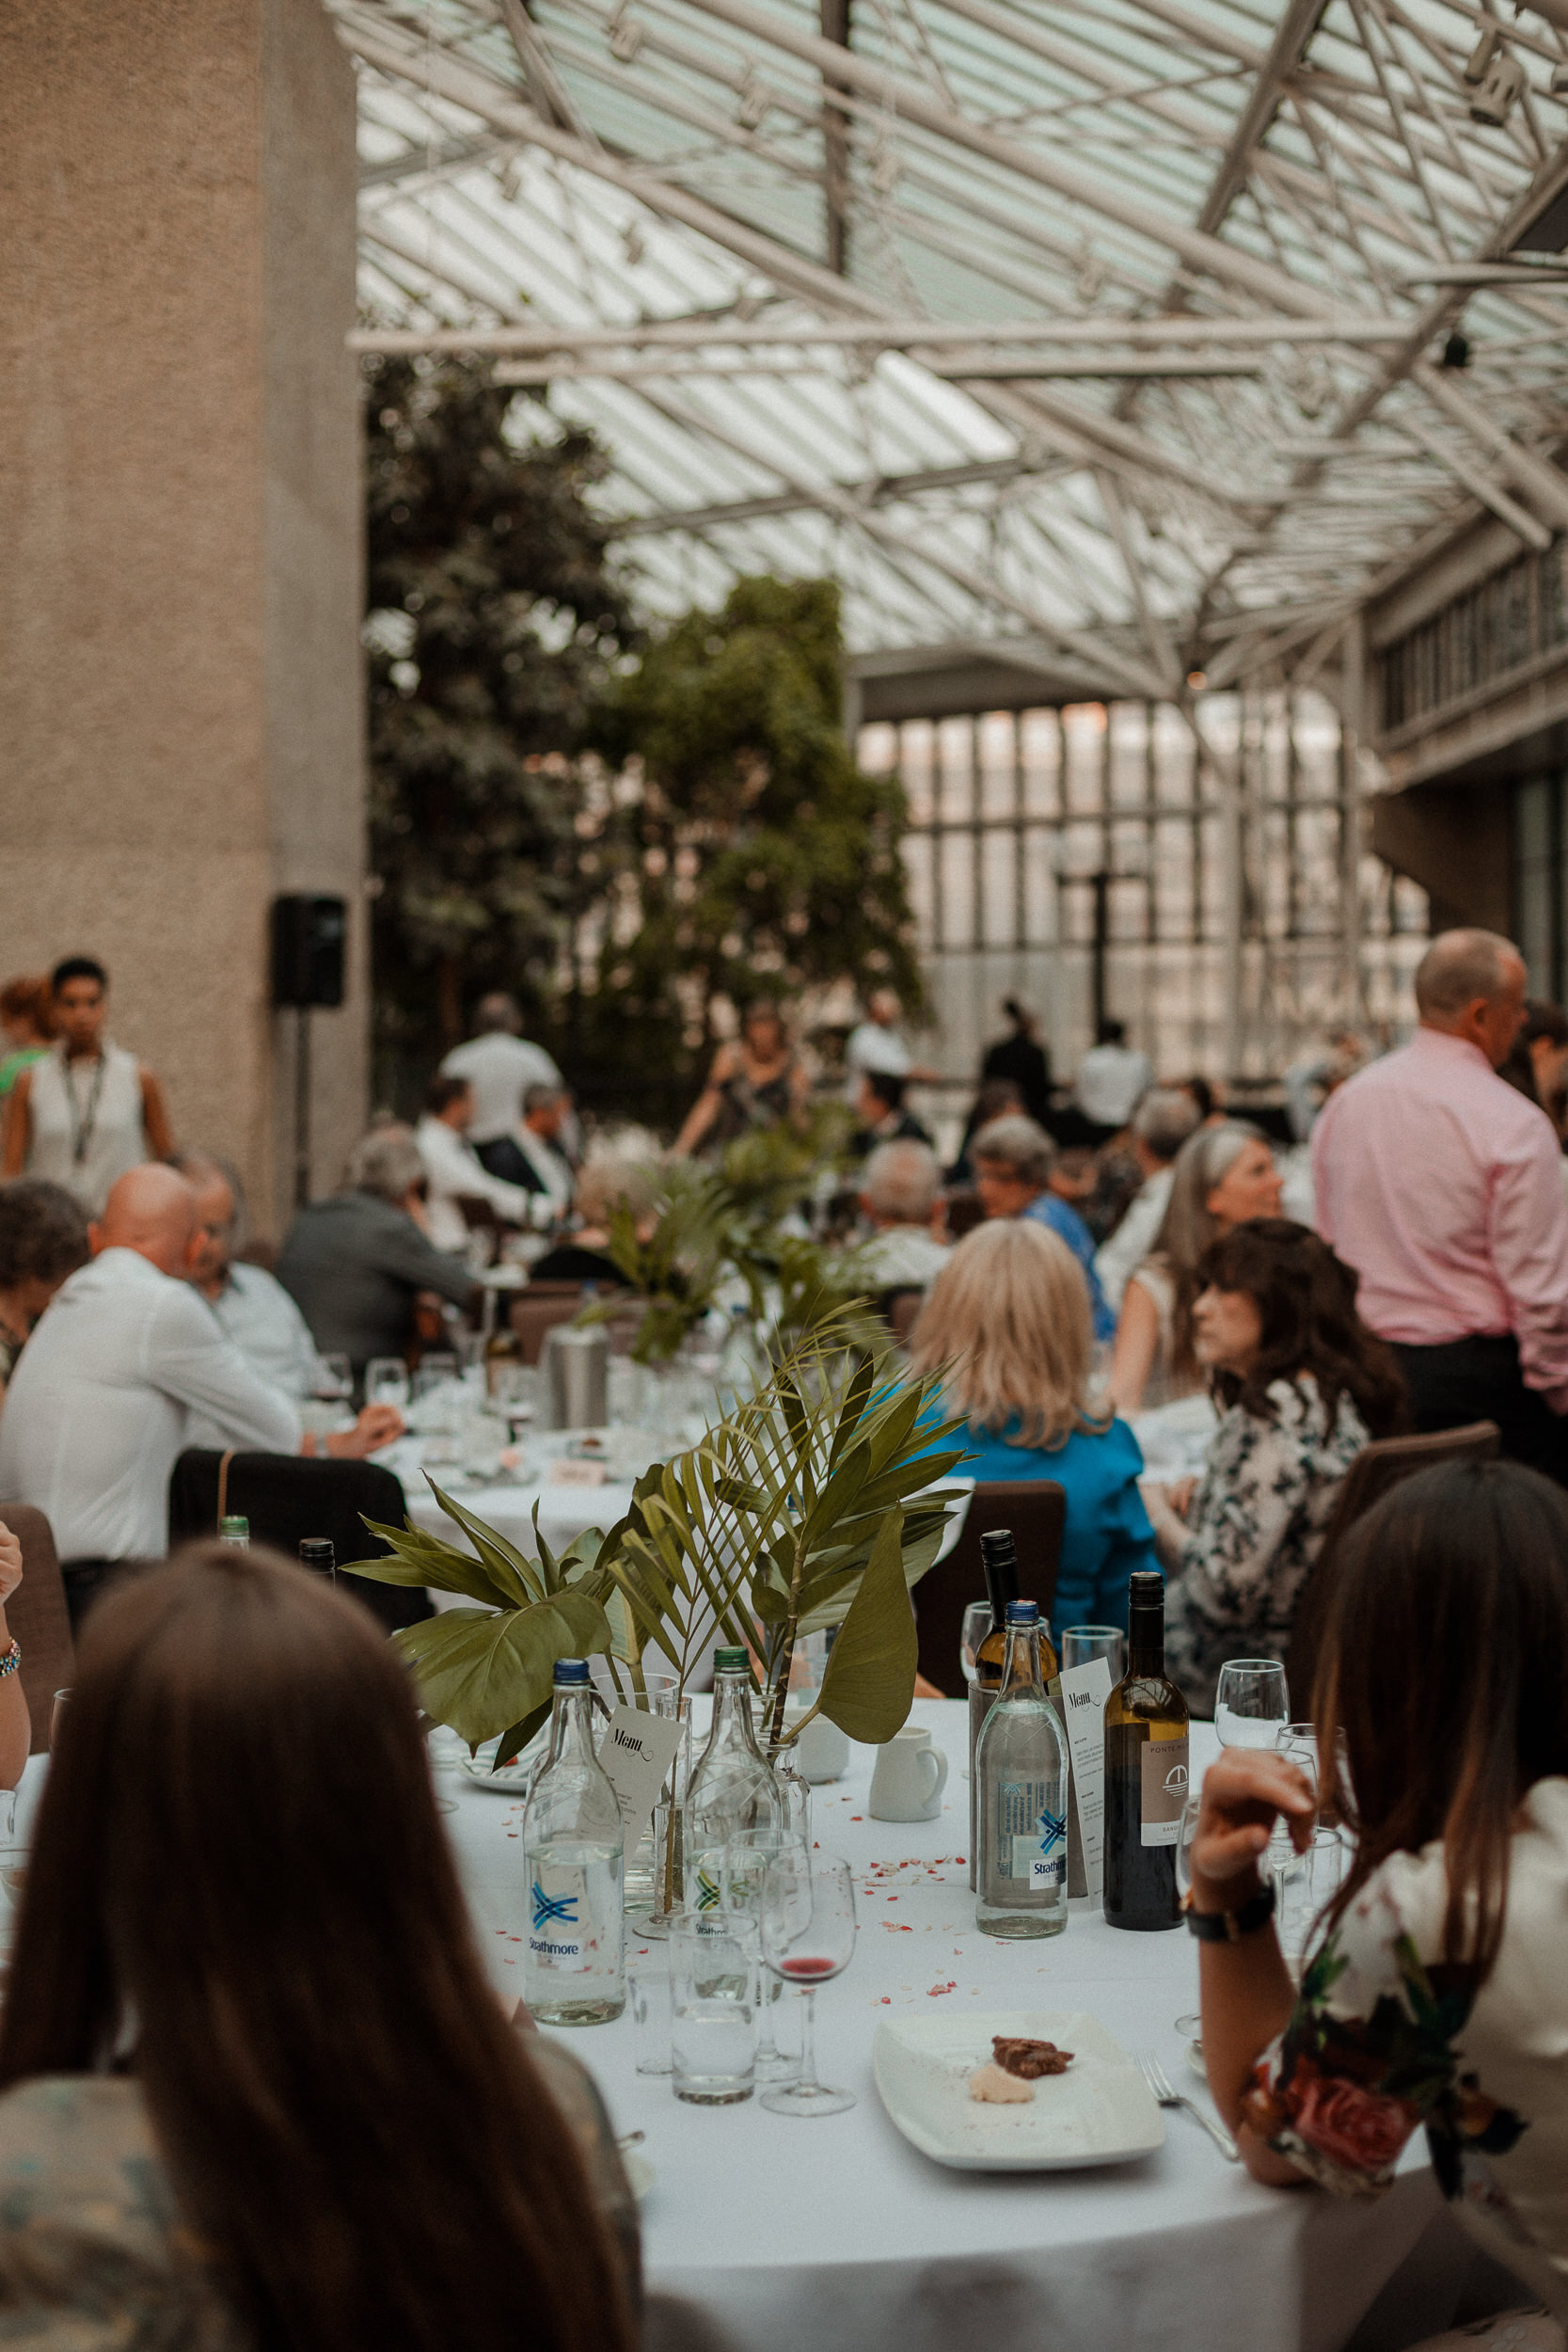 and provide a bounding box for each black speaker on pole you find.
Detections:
[271,894,347,1009]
